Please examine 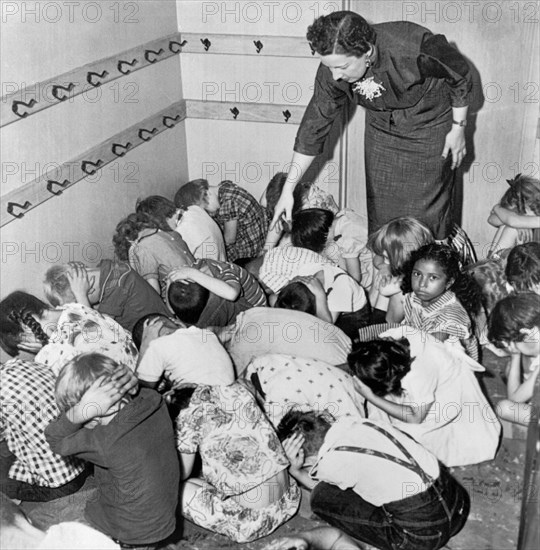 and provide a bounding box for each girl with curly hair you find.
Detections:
[112,196,194,297]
